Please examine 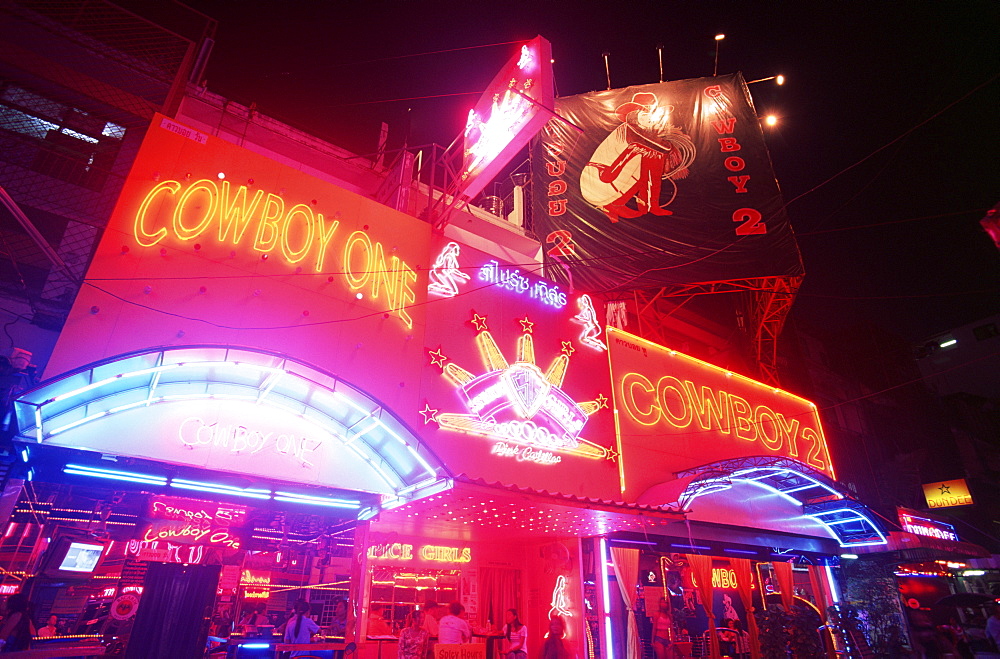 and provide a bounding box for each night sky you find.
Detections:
[166,0,999,342]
